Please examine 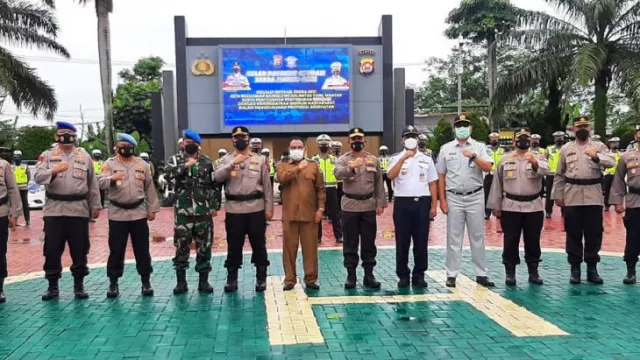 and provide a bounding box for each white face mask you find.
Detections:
[289,149,304,161]
[404,138,418,150]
